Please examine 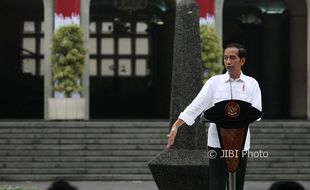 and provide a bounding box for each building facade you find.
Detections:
[0,0,309,120]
